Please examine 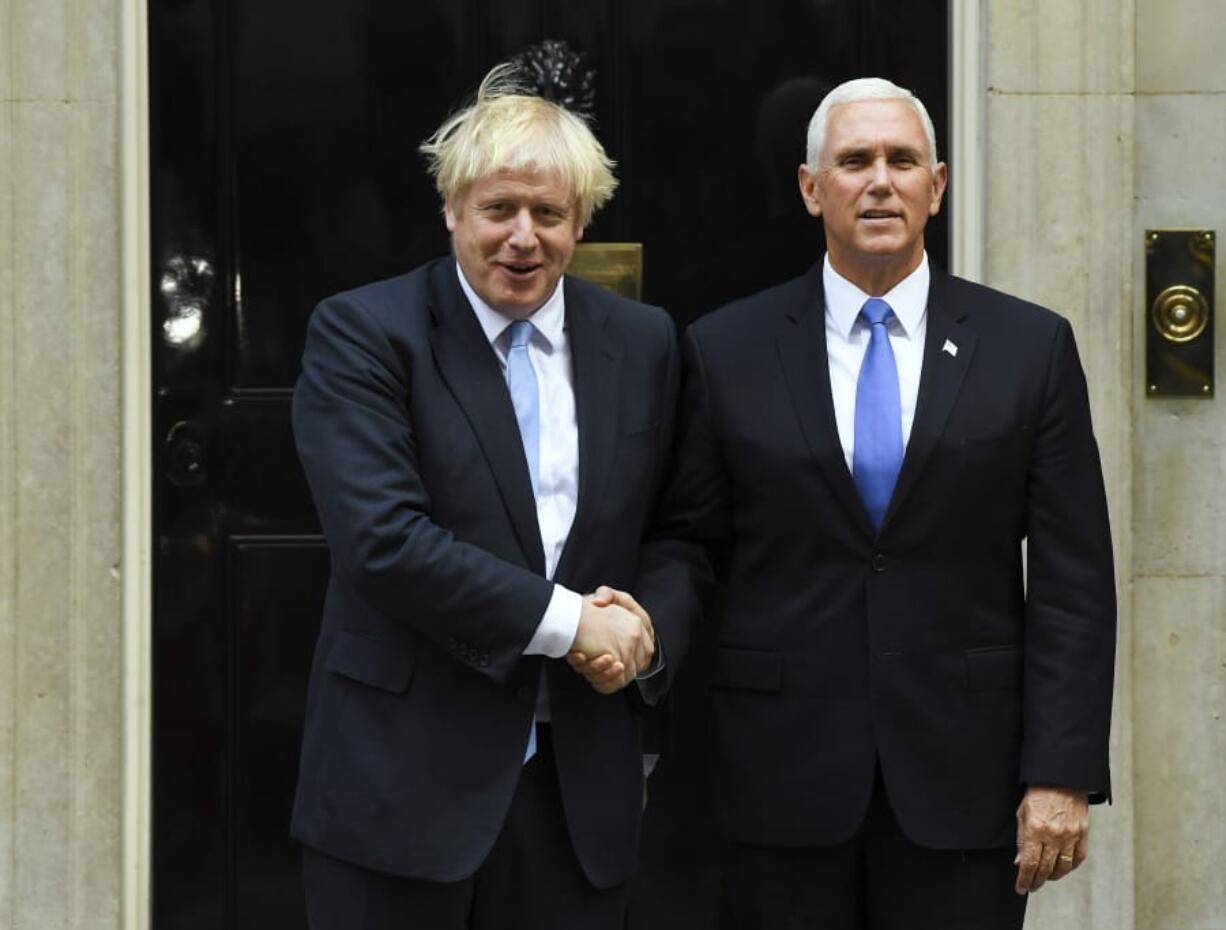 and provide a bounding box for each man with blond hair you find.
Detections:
[580,76,1116,928]
[290,65,676,928]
